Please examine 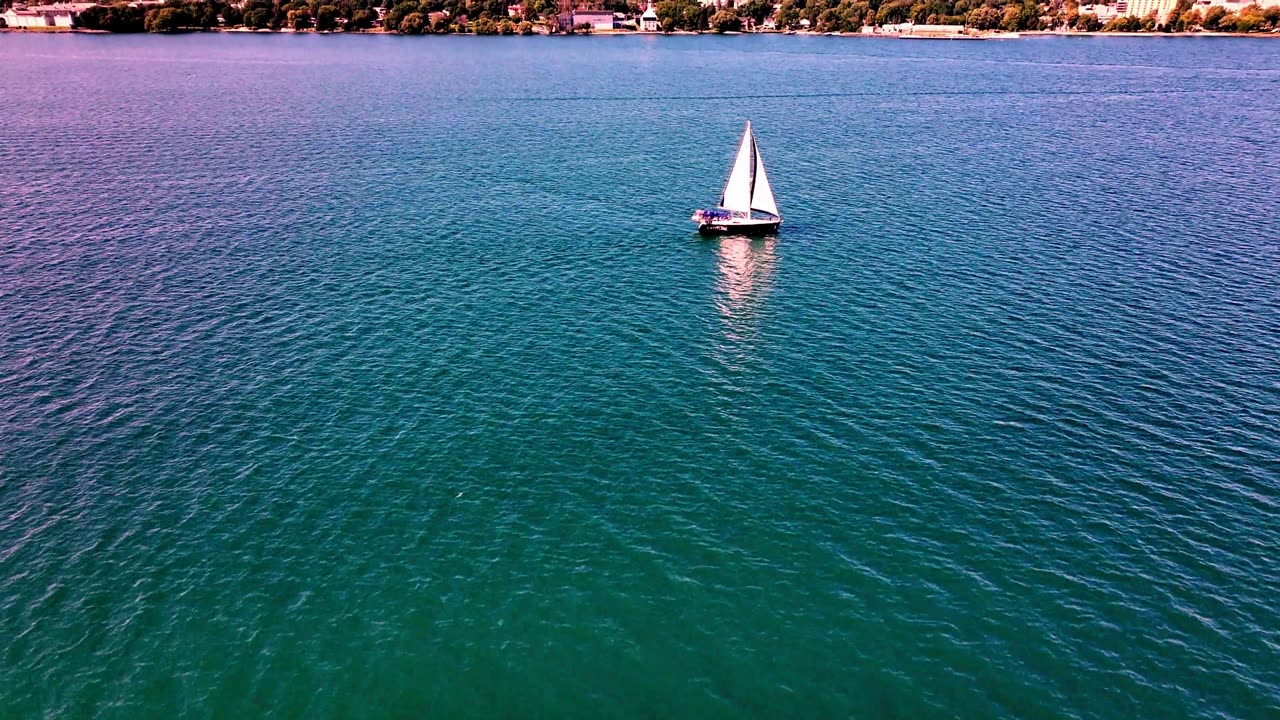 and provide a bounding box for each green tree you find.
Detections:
[1075,11,1100,29]
[804,0,830,24]
[199,3,218,28]
[683,2,708,29]
[999,4,1019,29]
[1163,0,1189,27]
[1200,4,1224,28]
[845,1,871,21]
[474,15,499,31]
[774,0,798,27]
[1101,14,1139,30]
[288,7,313,28]
[517,19,533,31]
[85,2,146,30]
[398,10,426,30]
[384,3,410,28]
[737,0,771,23]
[145,7,188,31]
[656,0,694,29]
[497,16,515,32]
[315,4,339,28]
[1235,11,1261,30]
[269,2,287,29]
[967,5,1001,28]
[77,4,109,28]
[347,7,375,28]
[710,7,740,30]
[1235,4,1266,30]
[1022,0,1042,28]
[244,7,271,27]
[876,0,911,24]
